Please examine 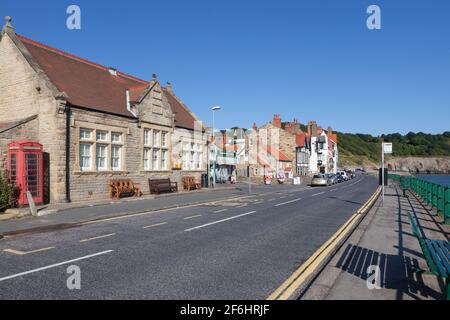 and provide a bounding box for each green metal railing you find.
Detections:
[394,174,450,225]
